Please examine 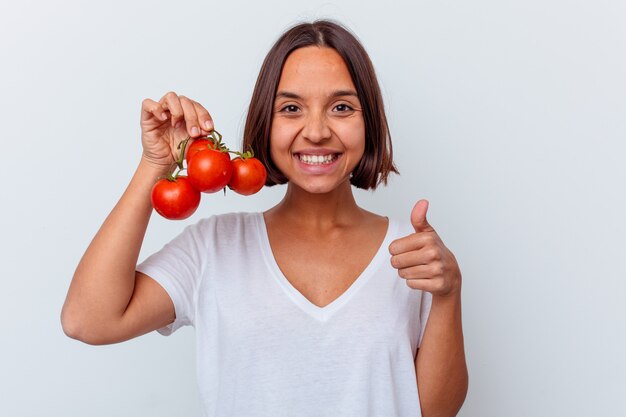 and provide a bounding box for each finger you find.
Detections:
[141,98,168,123]
[178,95,202,137]
[411,199,435,233]
[388,233,437,256]
[191,100,214,132]
[390,250,434,269]
[405,278,441,292]
[397,264,442,280]
[160,91,185,128]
